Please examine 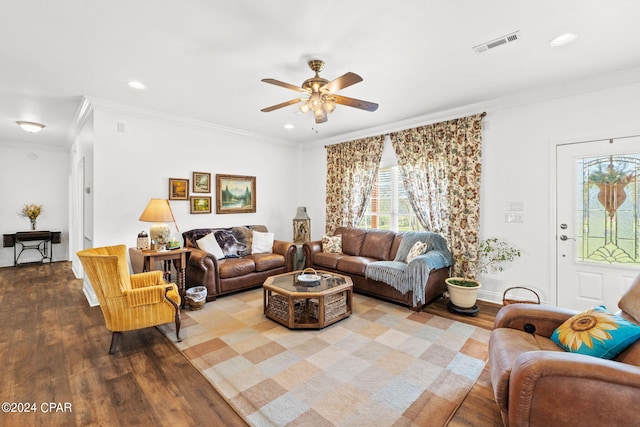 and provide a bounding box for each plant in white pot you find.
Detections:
[446,238,521,312]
